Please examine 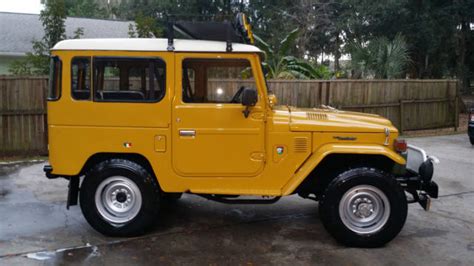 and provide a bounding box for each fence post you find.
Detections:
[399,100,404,134]
[326,81,331,106]
[455,96,459,131]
